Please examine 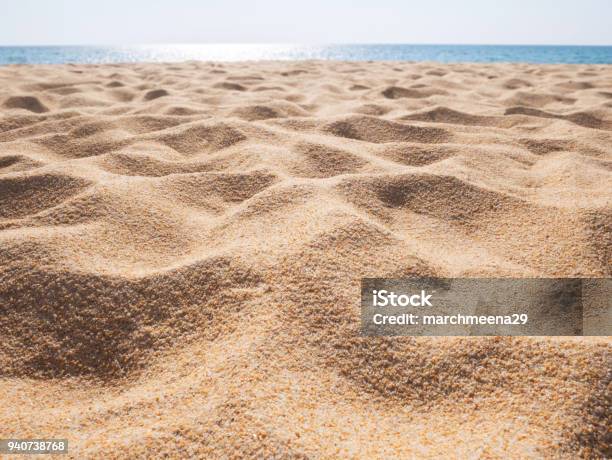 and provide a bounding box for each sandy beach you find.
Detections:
[0,60,610,458]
